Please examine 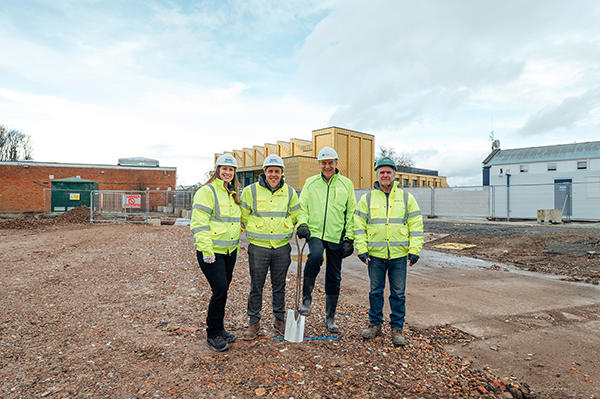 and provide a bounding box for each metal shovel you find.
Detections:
[284,234,306,343]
